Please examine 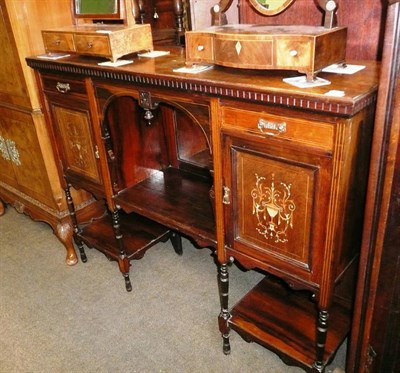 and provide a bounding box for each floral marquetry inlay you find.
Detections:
[251,173,295,243]
[0,136,10,161]
[54,105,101,183]
[0,136,21,165]
[66,121,91,169]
